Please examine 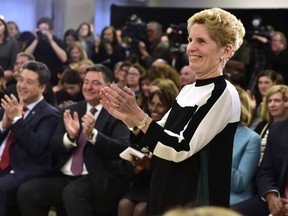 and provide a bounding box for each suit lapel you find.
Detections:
[94,108,109,130]
[74,101,87,119]
[23,100,46,124]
